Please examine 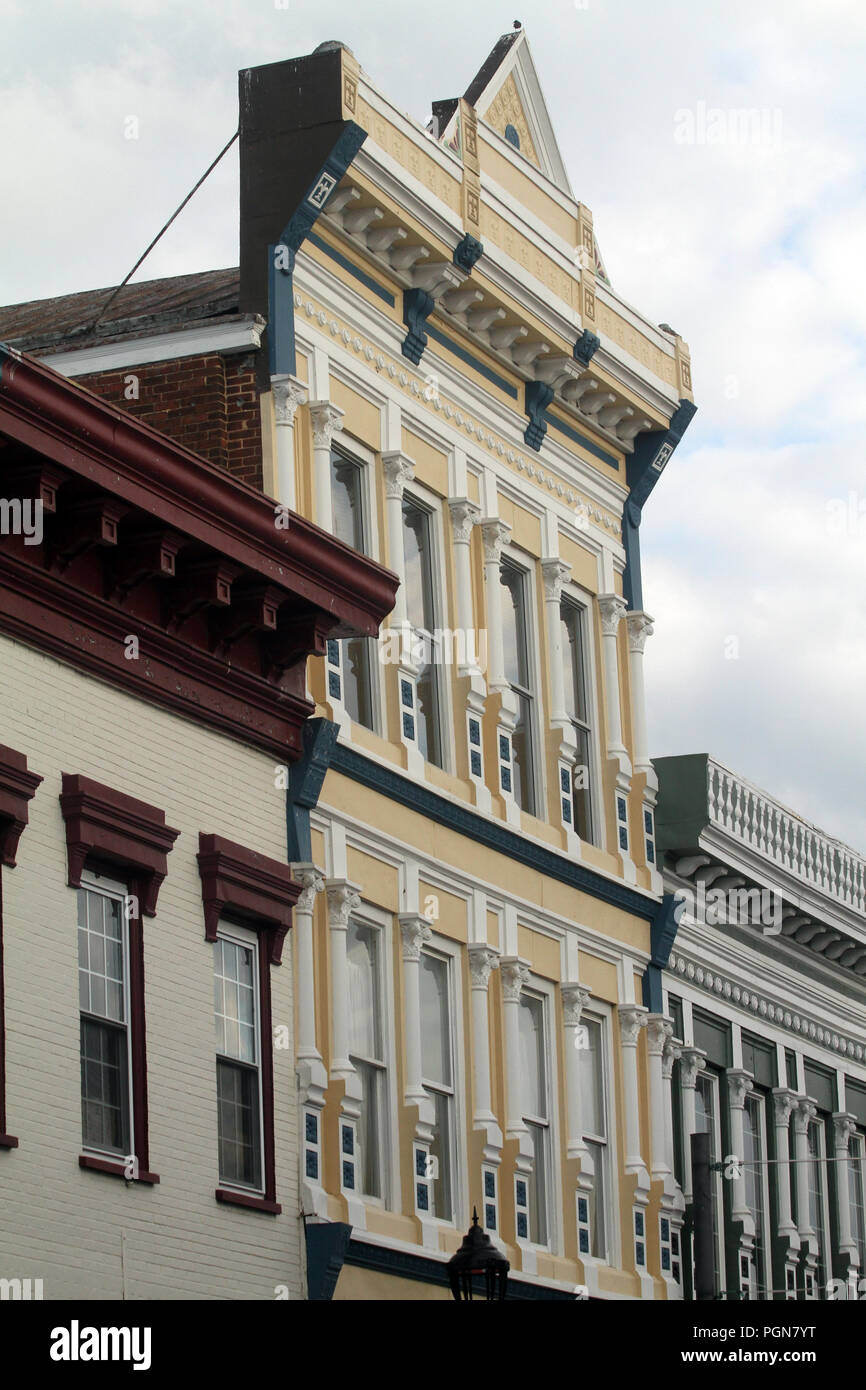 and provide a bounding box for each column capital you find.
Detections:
[662,1030,681,1080]
[308,399,344,448]
[833,1112,857,1149]
[771,1087,799,1129]
[618,1003,648,1046]
[499,955,530,1003]
[448,496,481,543]
[325,879,361,928]
[561,982,592,1026]
[291,862,325,913]
[272,373,308,425]
[541,556,572,603]
[792,1097,818,1134]
[598,592,628,637]
[381,450,416,499]
[467,942,500,988]
[398,912,433,960]
[625,610,655,653]
[727,1068,754,1110]
[679,1045,707,1089]
[479,517,512,565]
[646,1014,674,1057]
